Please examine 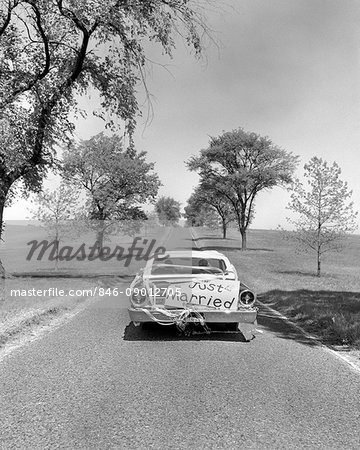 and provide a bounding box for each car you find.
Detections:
[127,250,258,340]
